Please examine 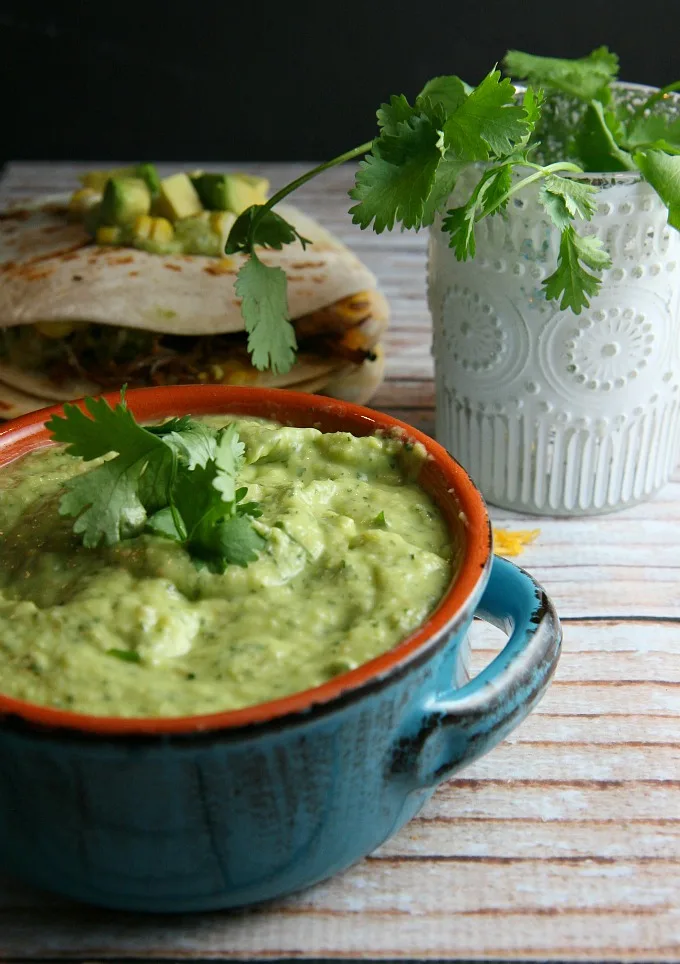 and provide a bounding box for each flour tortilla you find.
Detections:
[0,380,53,419]
[0,201,377,334]
[0,345,386,418]
[0,290,389,401]
[0,196,388,414]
